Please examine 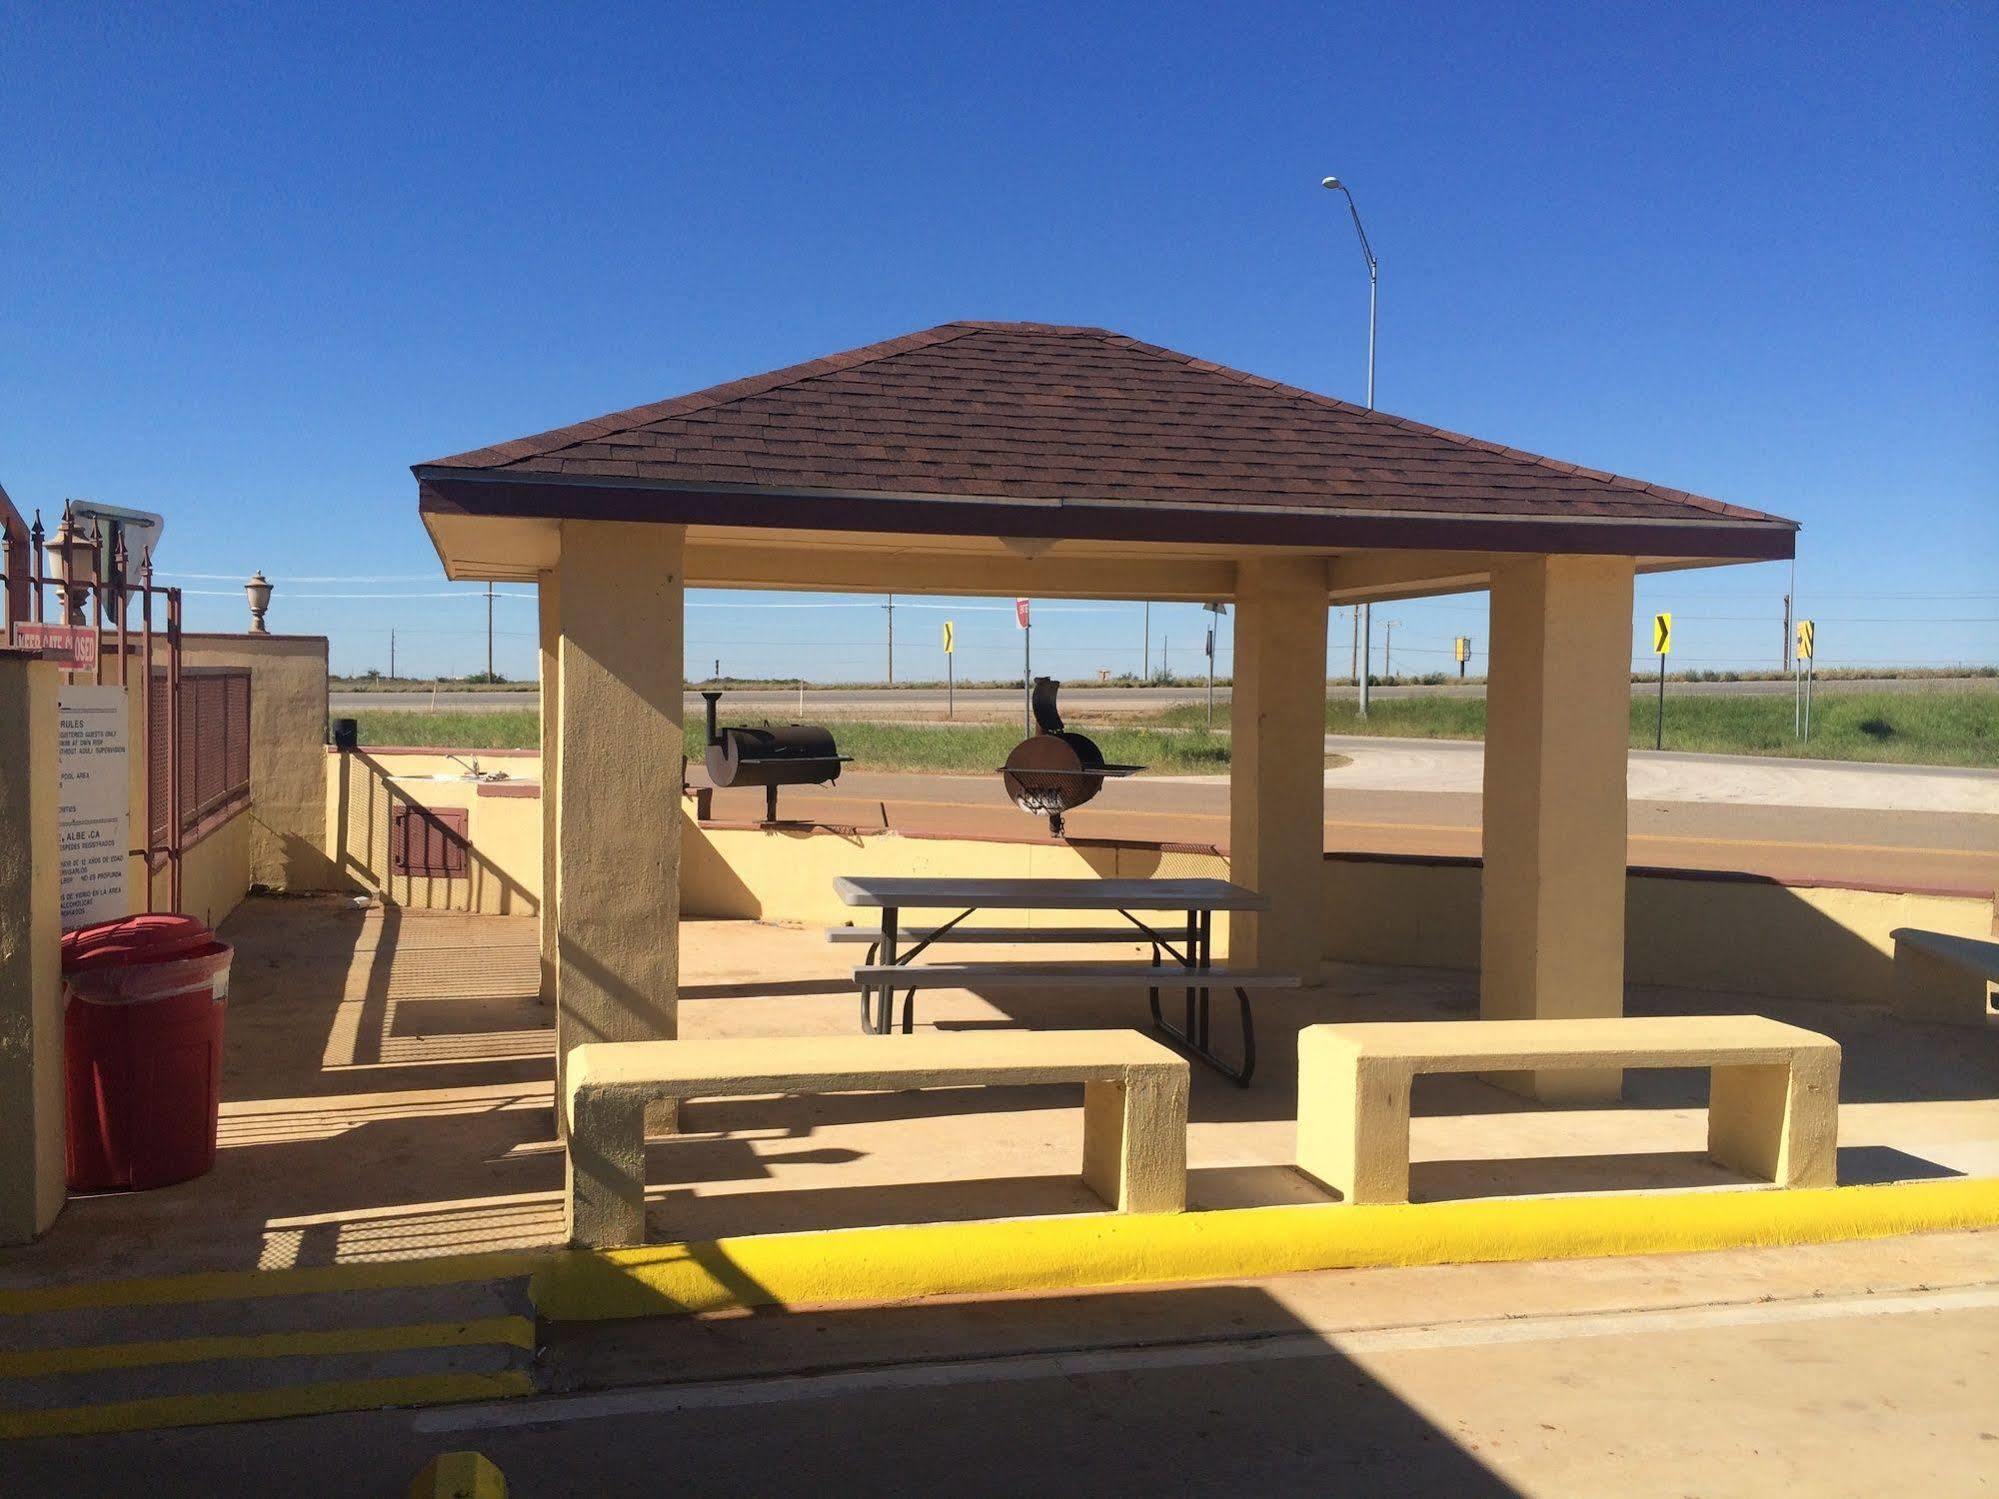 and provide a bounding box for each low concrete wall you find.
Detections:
[1323,850,1995,1009]
[145,810,252,932]
[326,753,1994,1010]
[685,821,1231,934]
[687,823,1992,1010]
[326,749,540,914]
